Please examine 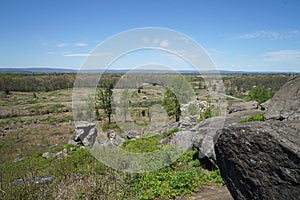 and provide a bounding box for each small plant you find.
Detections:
[162,127,181,138]
[240,112,264,122]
